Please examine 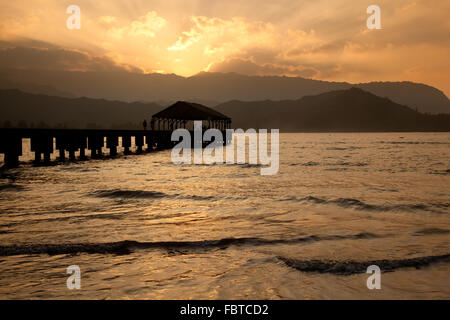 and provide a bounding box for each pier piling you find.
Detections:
[106,135,118,157]
[122,135,131,155]
[1,134,22,167]
[135,135,144,153]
